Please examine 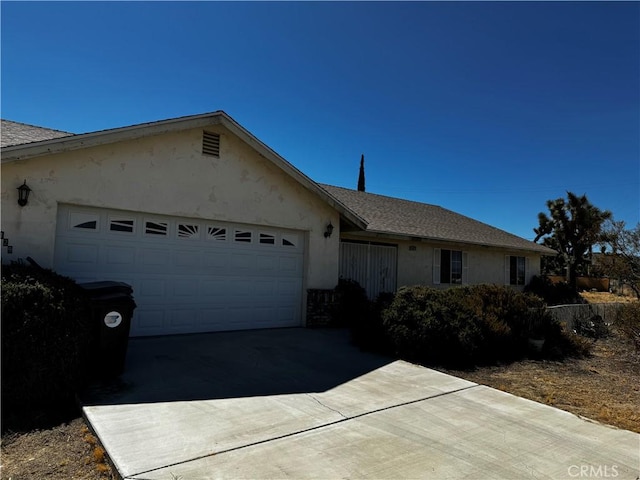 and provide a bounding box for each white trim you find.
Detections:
[433,248,441,285]
[505,255,511,286]
[462,252,469,285]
